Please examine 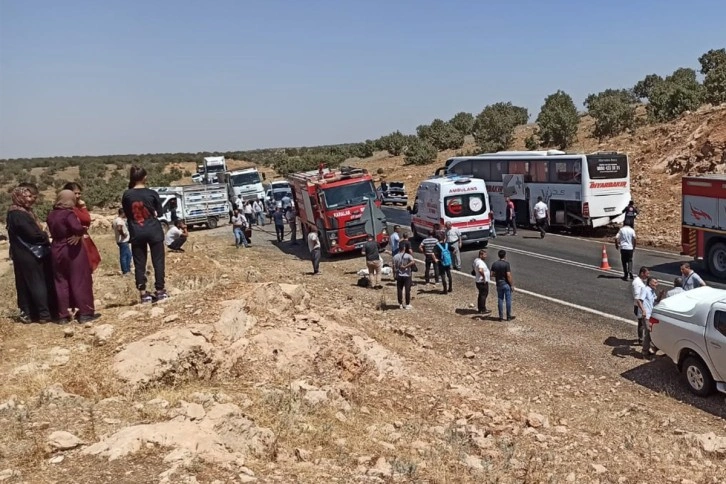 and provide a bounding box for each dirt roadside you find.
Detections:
[0,223,725,483]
